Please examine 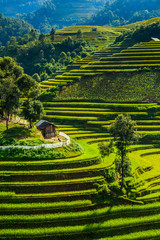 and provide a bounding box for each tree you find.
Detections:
[59,52,67,64]
[0,78,21,130]
[0,57,24,80]
[22,100,44,128]
[16,74,41,100]
[29,29,38,41]
[77,29,83,38]
[50,27,55,40]
[32,73,41,82]
[39,33,46,42]
[109,114,140,191]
